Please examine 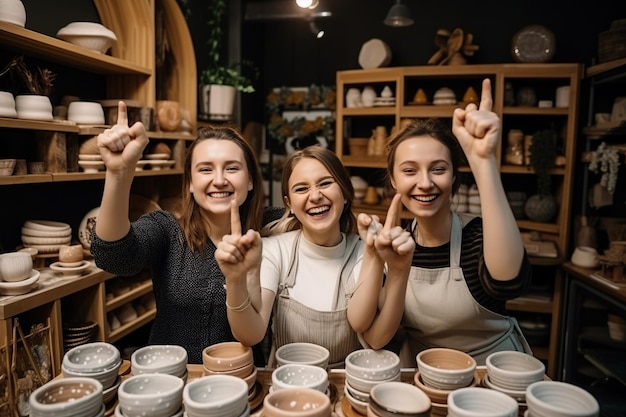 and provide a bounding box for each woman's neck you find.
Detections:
[415,211,452,247]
